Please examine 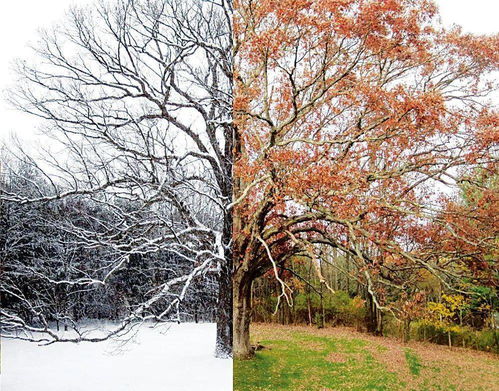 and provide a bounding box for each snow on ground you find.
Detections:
[1,323,232,391]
